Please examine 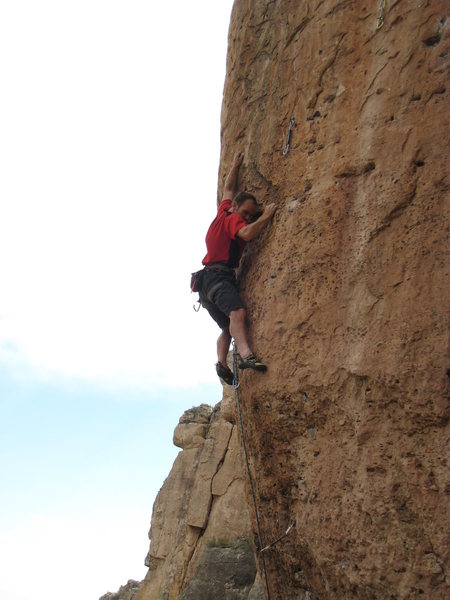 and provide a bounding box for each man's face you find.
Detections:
[234,199,259,223]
